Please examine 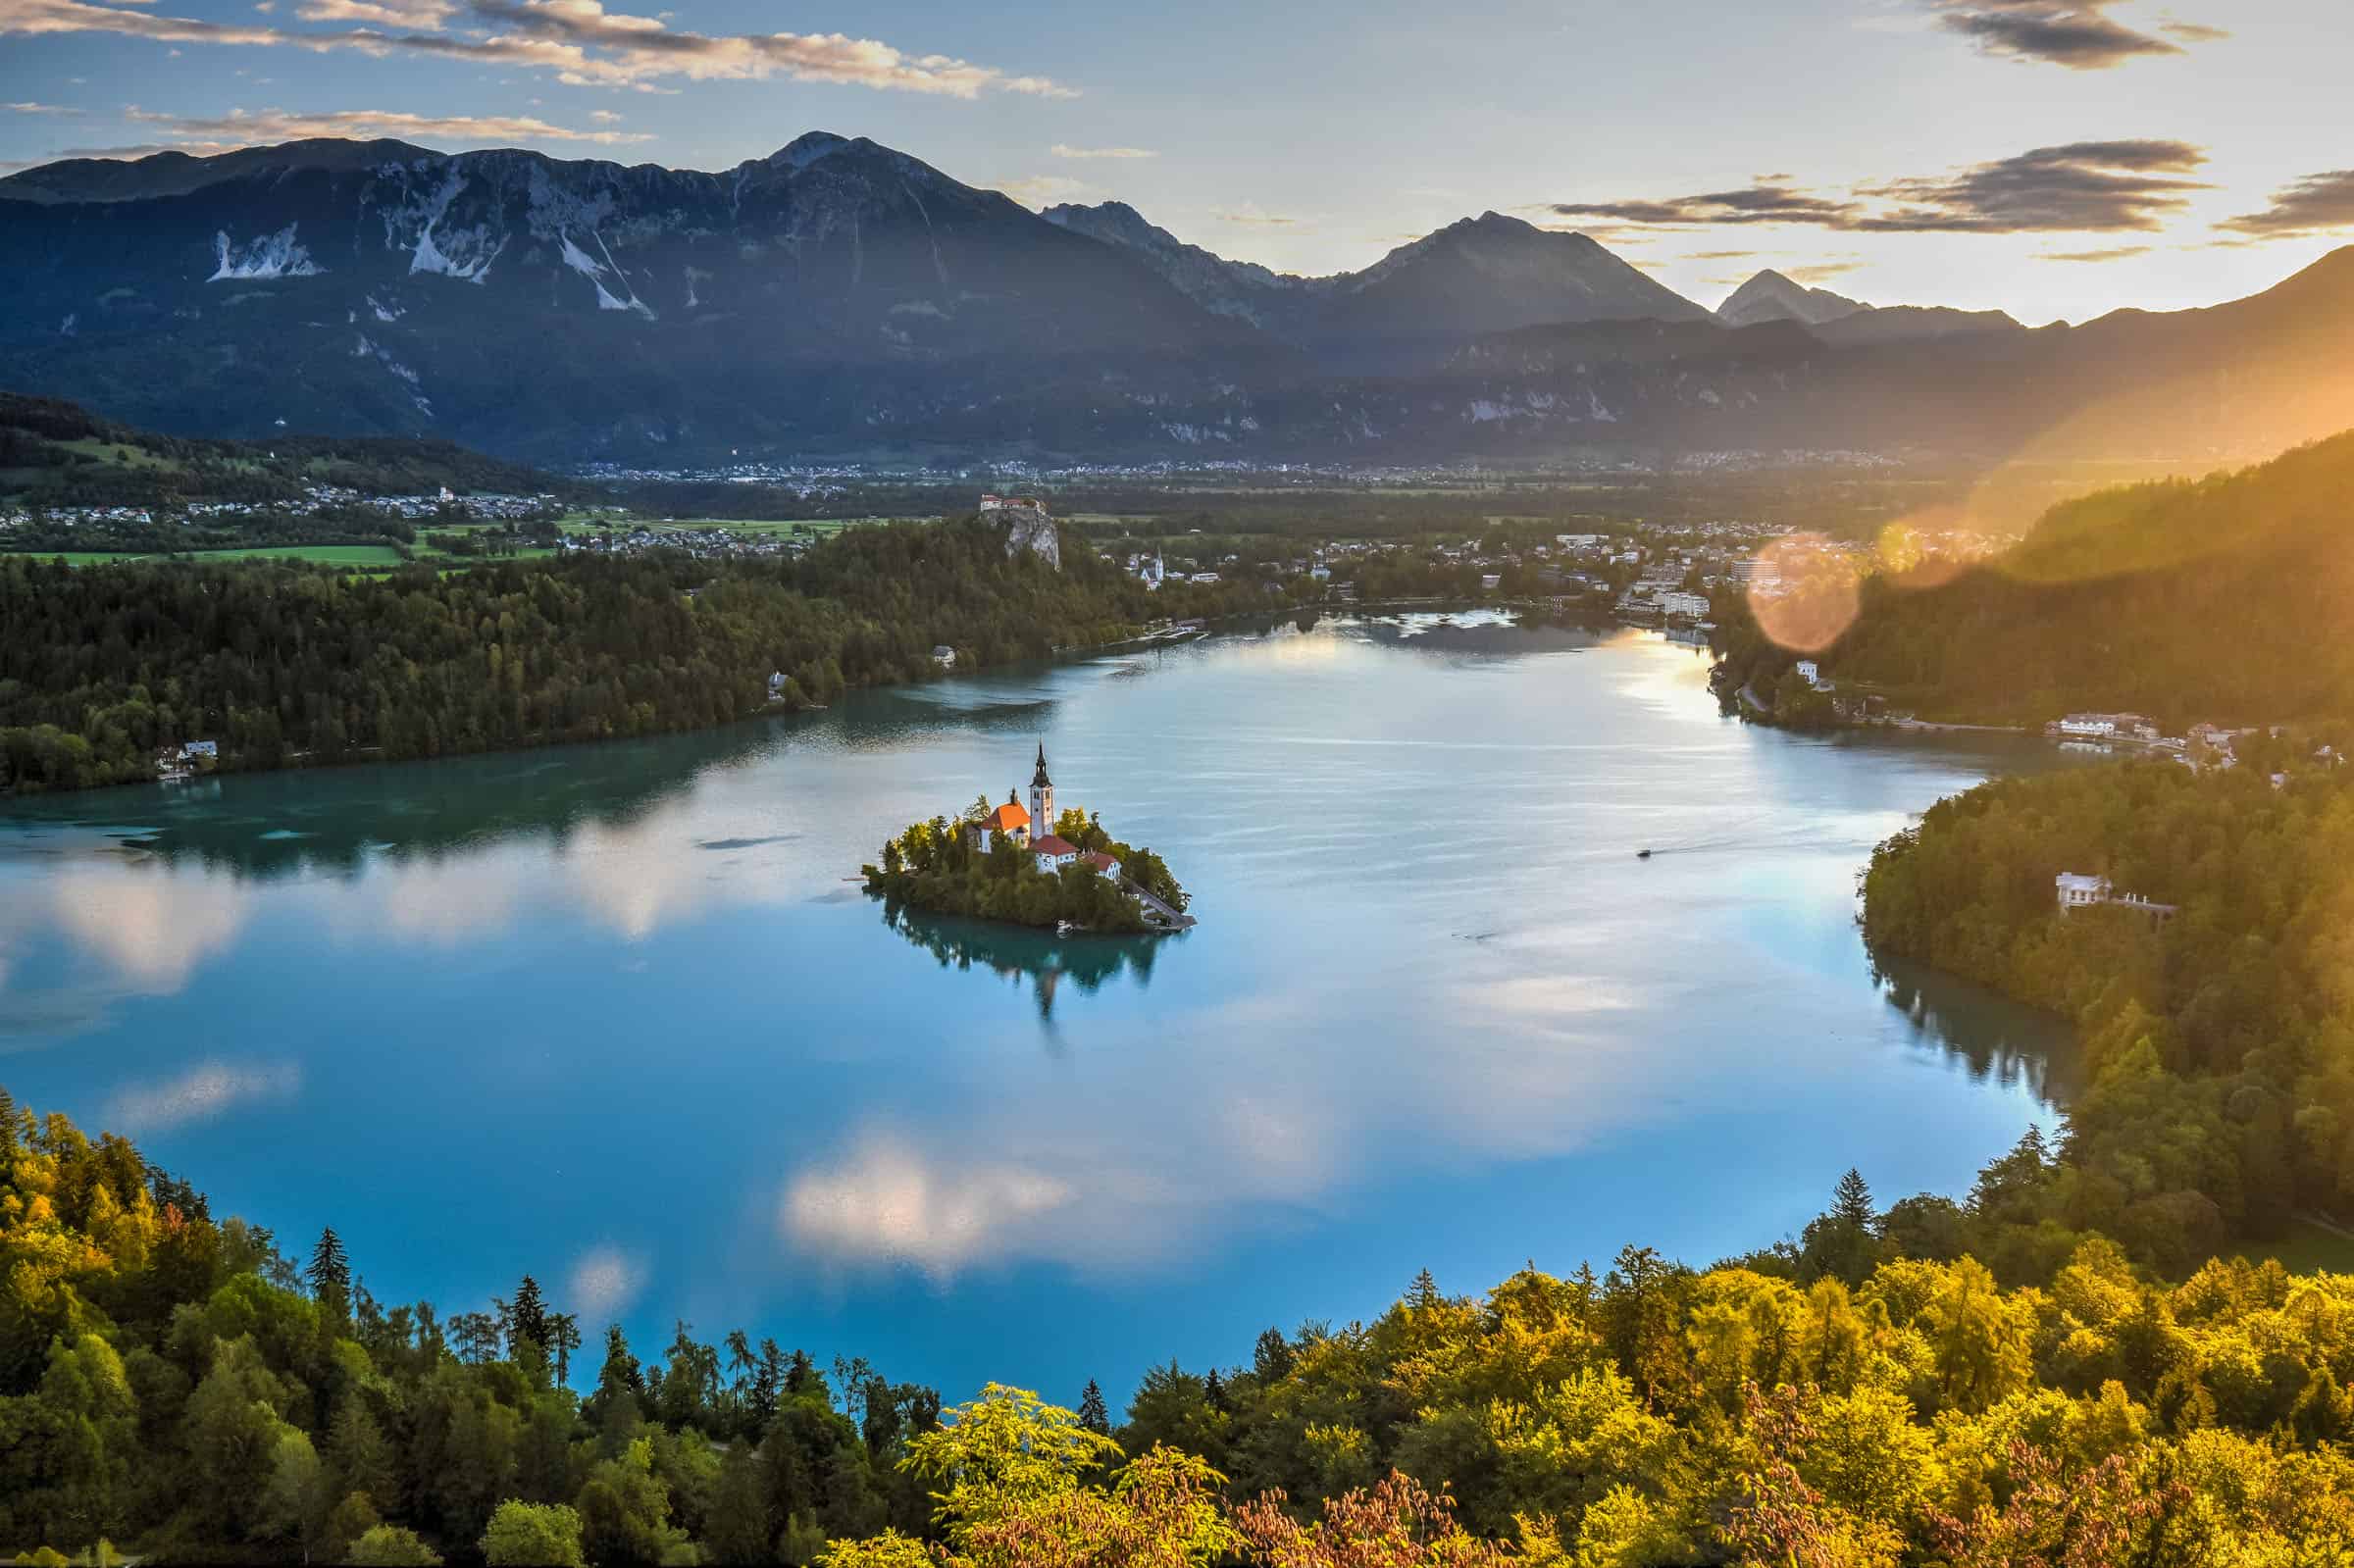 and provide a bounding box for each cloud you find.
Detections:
[102,1058,301,1133]
[1546,176,1864,229]
[2039,243,2153,261]
[1213,203,1303,228]
[1049,143,1154,160]
[0,0,285,48]
[4,100,78,113]
[127,104,655,146]
[1918,1,2213,69]
[1787,261,1864,282]
[566,1243,643,1319]
[998,173,1092,208]
[2218,170,2354,240]
[0,0,1080,97]
[1682,248,1757,260]
[1548,141,2207,236]
[51,864,255,990]
[1858,139,2209,231]
[294,0,451,23]
[782,1130,1074,1281]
